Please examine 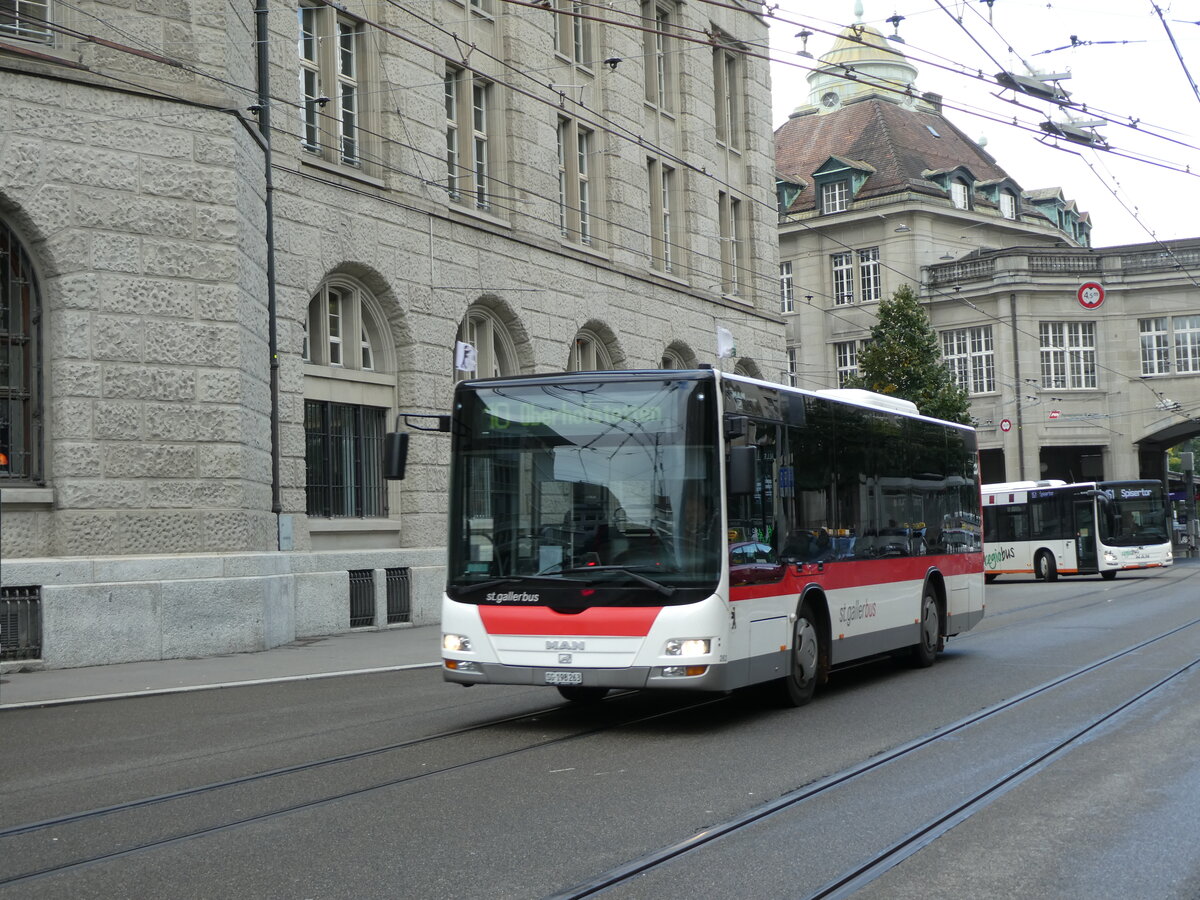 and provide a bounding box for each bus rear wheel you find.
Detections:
[556,685,609,703]
[778,600,823,707]
[984,573,998,584]
[1100,570,1117,580]
[910,586,942,668]
[1035,550,1058,582]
